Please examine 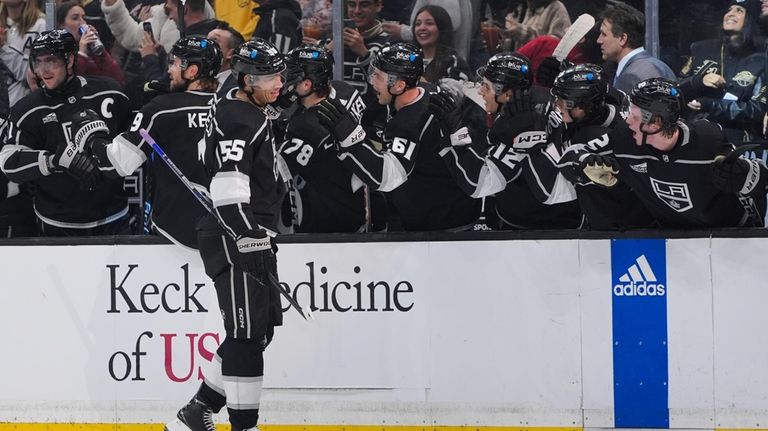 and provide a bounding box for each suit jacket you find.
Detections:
[614,50,677,94]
